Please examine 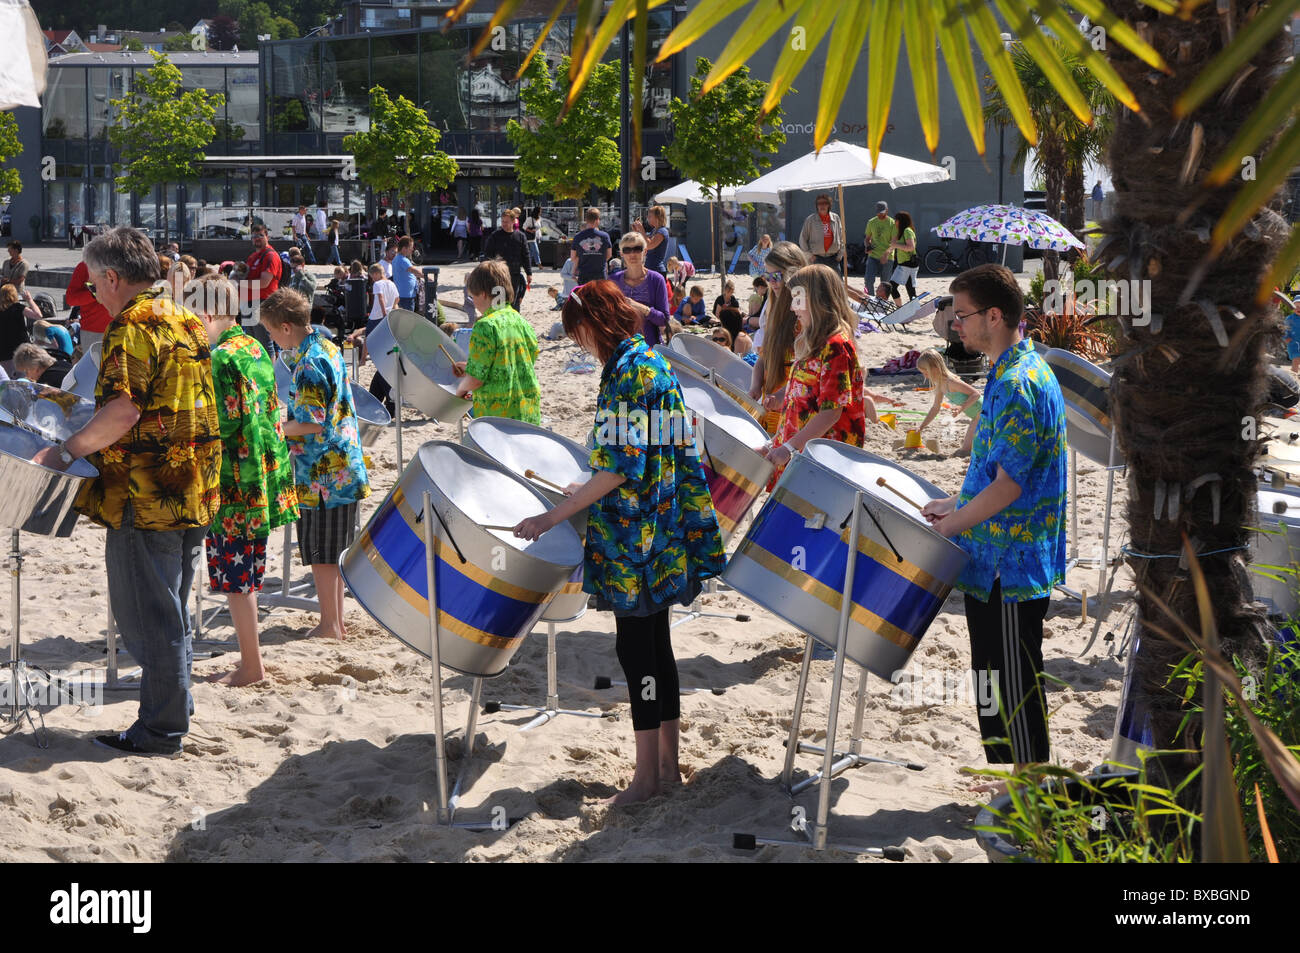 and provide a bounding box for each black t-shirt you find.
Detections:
[573,227,612,282]
[714,294,739,313]
[482,228,531,277]
[0,303,31,362]
[38,358,74,387]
